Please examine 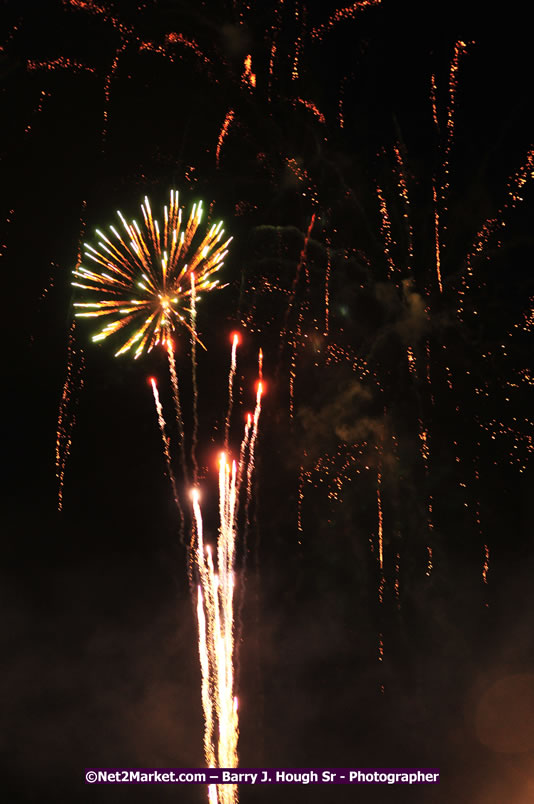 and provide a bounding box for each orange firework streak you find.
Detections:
[216,110,235,167]
[324,235,331,336]
[392,143,414,270]
[376,183,396,280]
[102,41,127,144]
[310,0,382,39]
[56,201,87,511]
[280,214,315,416]
[27,56,96,73]
[432,178,443,294]
[430,73,439,131]
[376,455,387,692]
[443,41,470,201]
[192,374,263,804]
[294,97,326,124]
[224,333,239,452]
[241,54,256,89]
[149,377,181,513]
[377,466,384,574]
[56,322,85,510]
